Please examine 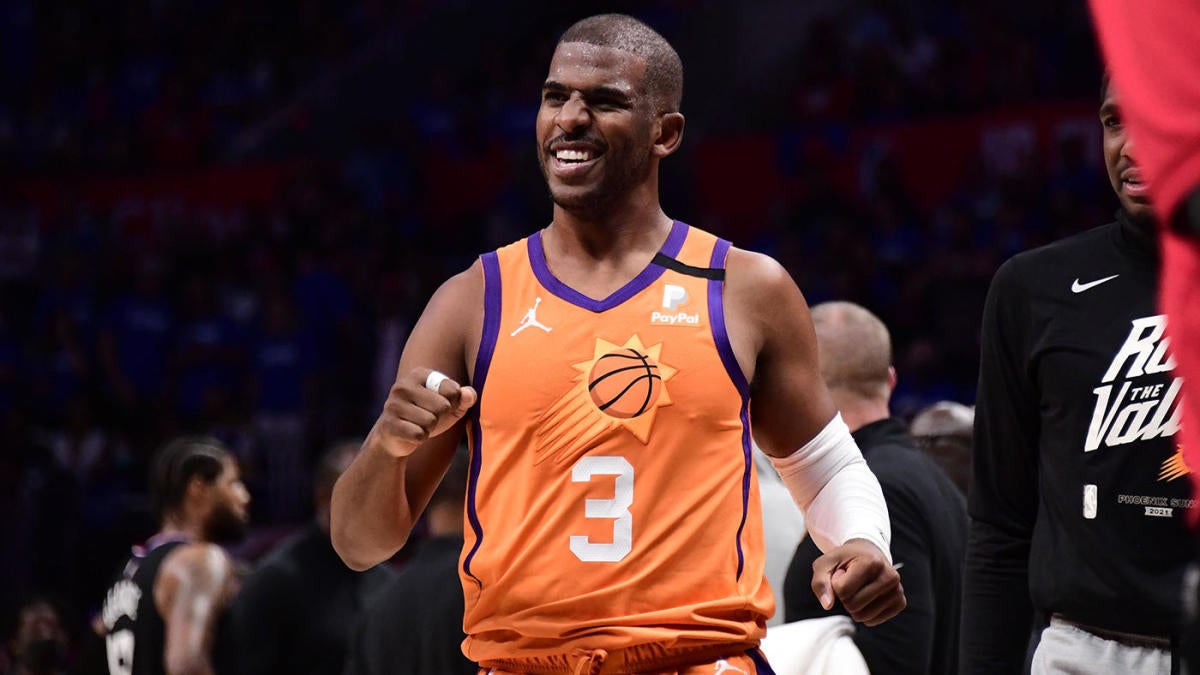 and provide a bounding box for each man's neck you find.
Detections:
[828,390,890,433]
[549,205,673,258]
[542,203,674,300]
[1121,208,1158,248]
[550,175,669,245]
[159,517,205,543]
